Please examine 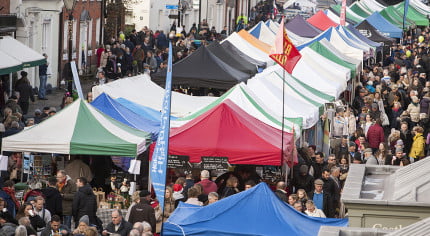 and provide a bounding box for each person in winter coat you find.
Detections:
[220,176,239,199]
[420,92,430,115]
[407,96,421,125]
[409,126,426,161]
[127,190,156,233]
[197,170,217,195]
[72,177,97,228]
[56,170,76,229]
[366,119,385,152]
[16,203,45,232]
[41,176,62,218]
[15,77,34,115]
